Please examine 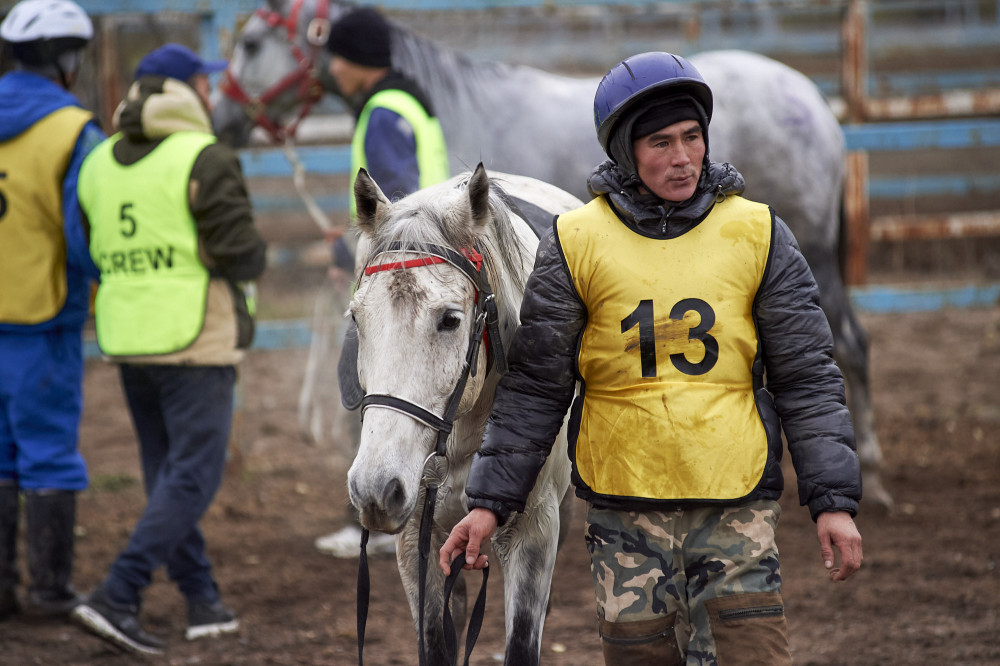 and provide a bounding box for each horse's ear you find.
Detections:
[354,168,392,235]
[467,163,490,232]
